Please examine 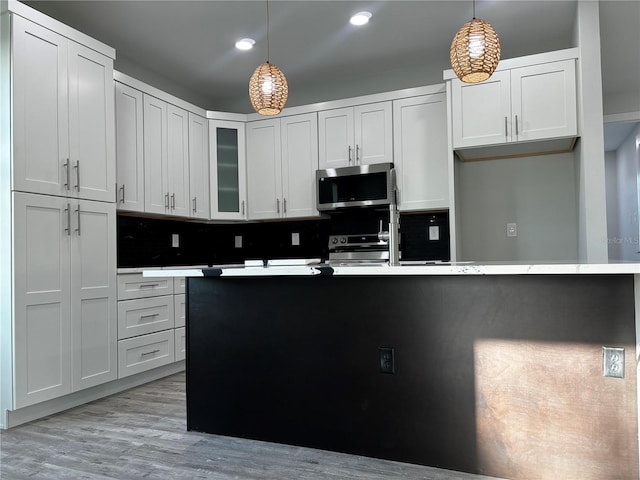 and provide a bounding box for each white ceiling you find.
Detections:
[21,0,640,119]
